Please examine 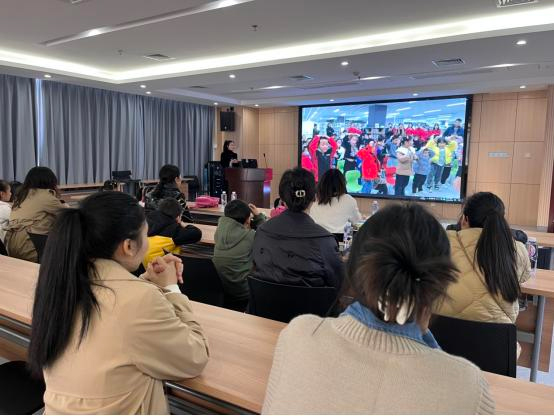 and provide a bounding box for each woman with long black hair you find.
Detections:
[220,140,240,168]
[4,167,64,262]
[438,192,531,324]
[28,192,209,414]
